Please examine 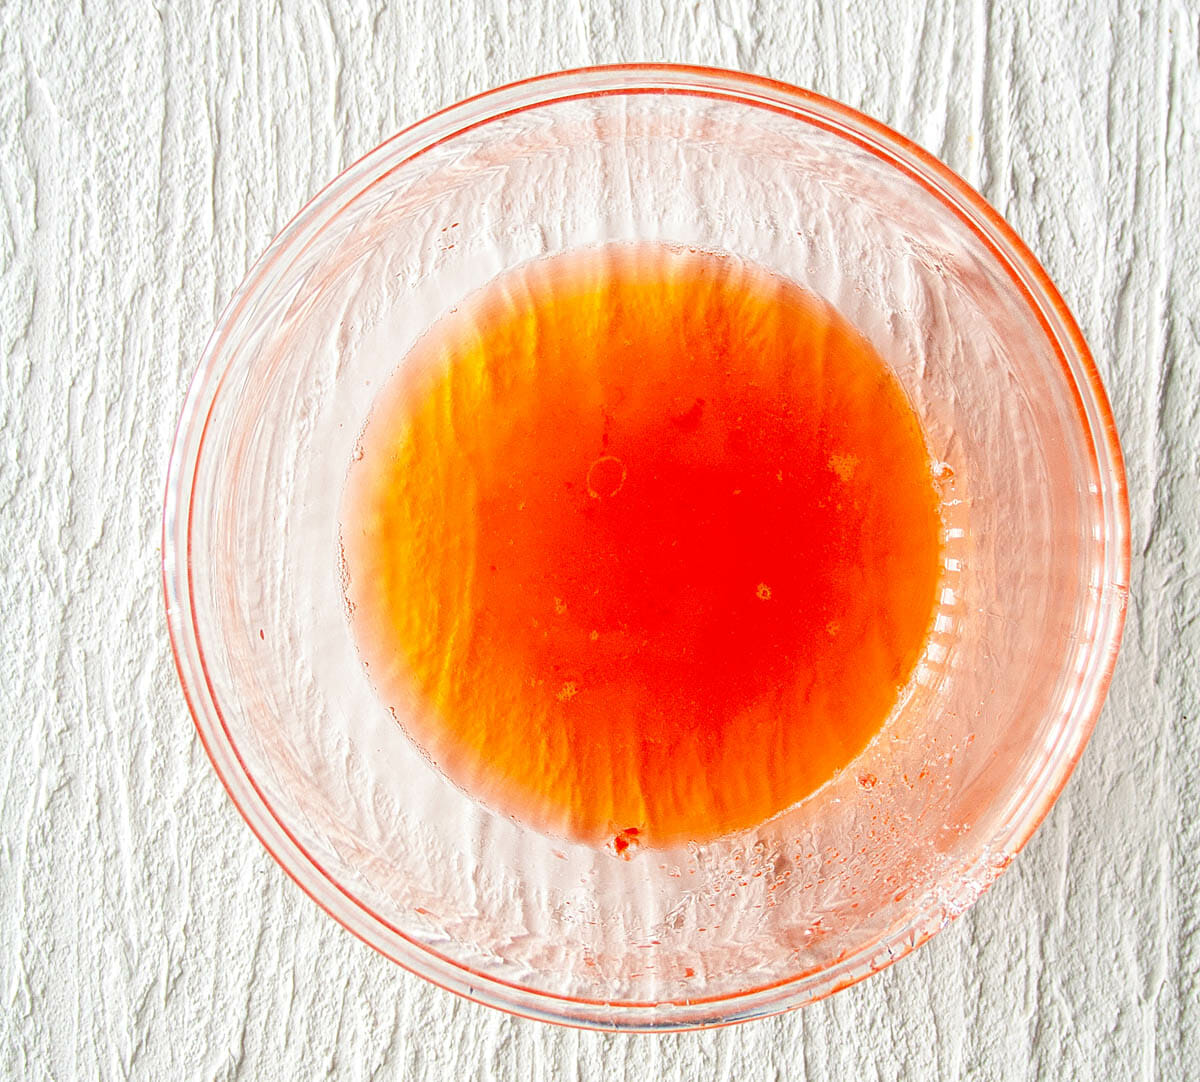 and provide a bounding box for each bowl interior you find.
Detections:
[165,68,1127,1028]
